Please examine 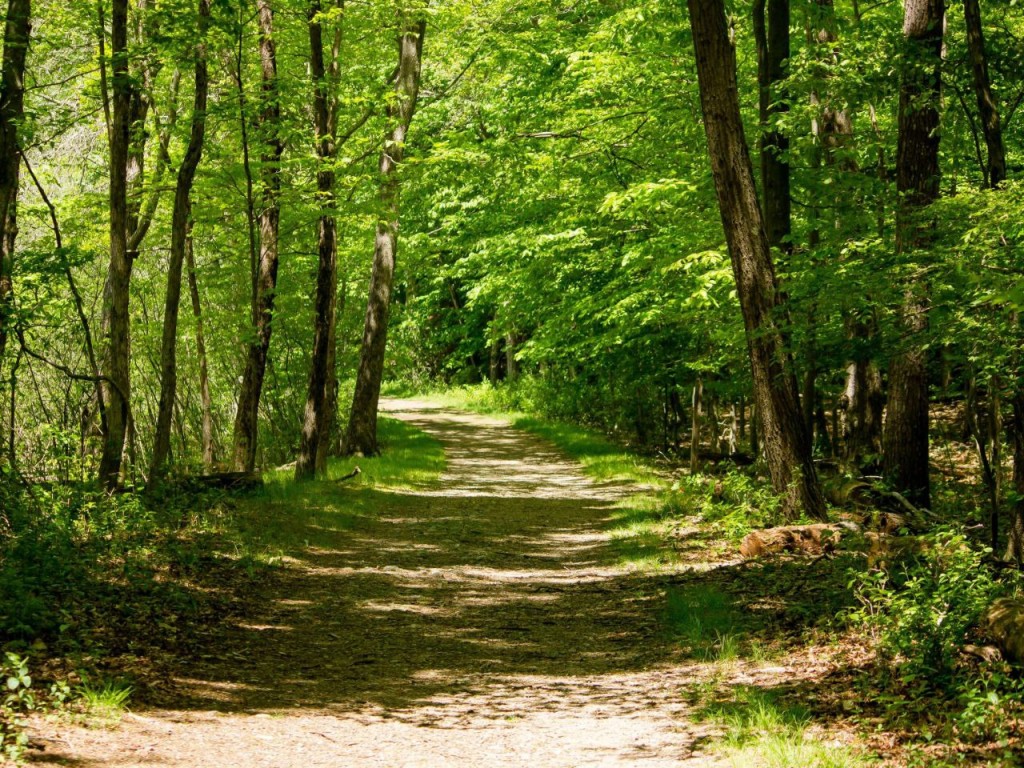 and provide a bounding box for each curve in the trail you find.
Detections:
[32,400,721,768]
